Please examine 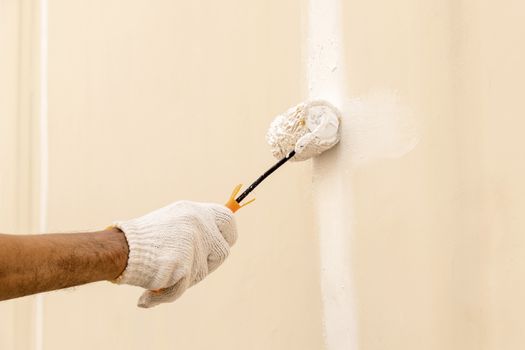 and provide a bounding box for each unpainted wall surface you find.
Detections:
[1,0,325,349]
[41,1,324,350]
